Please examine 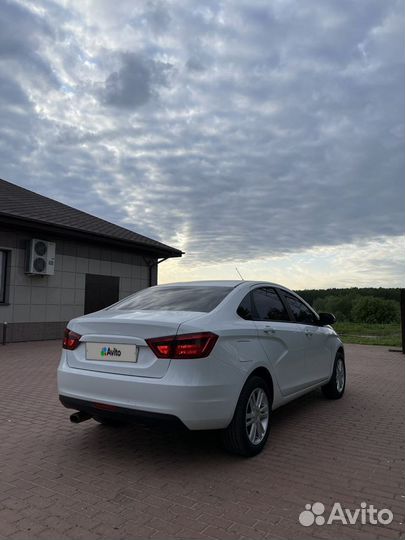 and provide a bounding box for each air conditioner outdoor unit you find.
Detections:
[25,239,56,275]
